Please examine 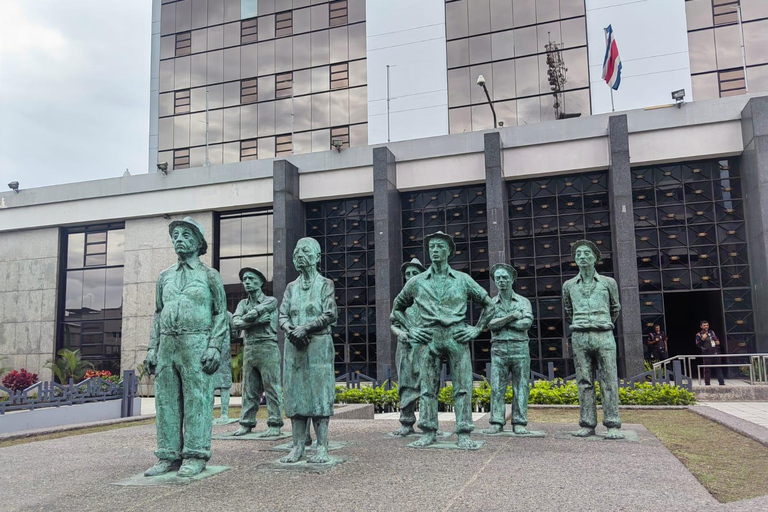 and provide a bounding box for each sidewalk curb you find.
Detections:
[689,405,768,448]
